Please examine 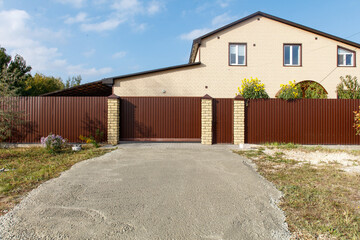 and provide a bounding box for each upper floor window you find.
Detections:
[284,44,301,66]
[338,47,355,67]
[229,43,247,66]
